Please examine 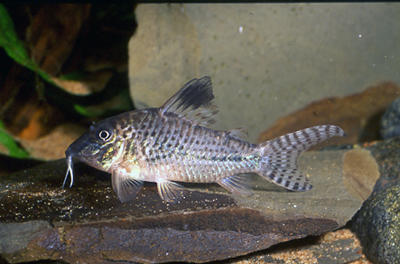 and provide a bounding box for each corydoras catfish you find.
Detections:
[63,76,345,202]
